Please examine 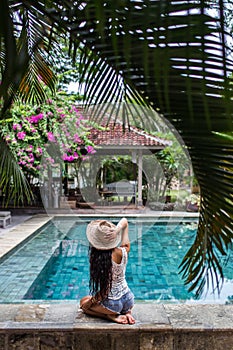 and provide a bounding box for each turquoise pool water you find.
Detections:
[0,216,232,303]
